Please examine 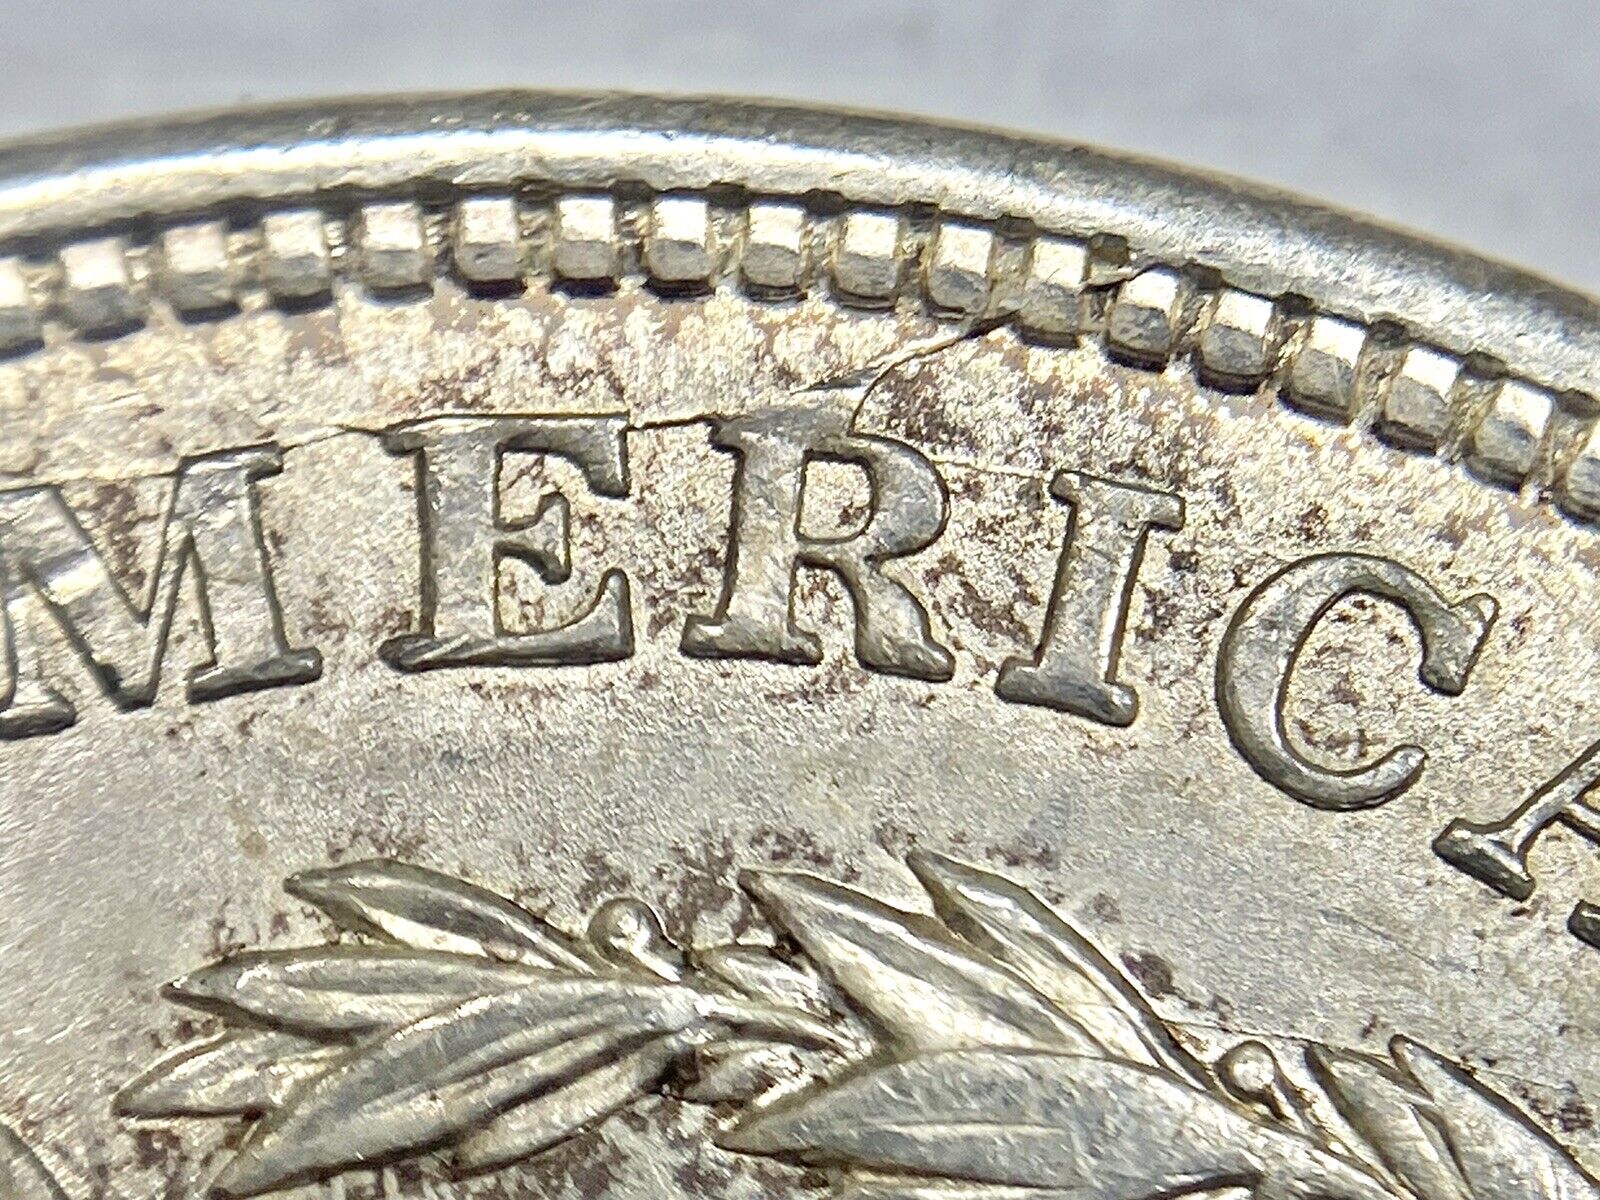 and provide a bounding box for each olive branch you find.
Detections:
[0,1123,68,1200]
[118,853,1600,1200]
